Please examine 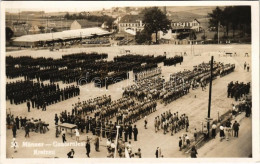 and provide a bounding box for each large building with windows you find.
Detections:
[118,15,144,32]
[171,18,201,32]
